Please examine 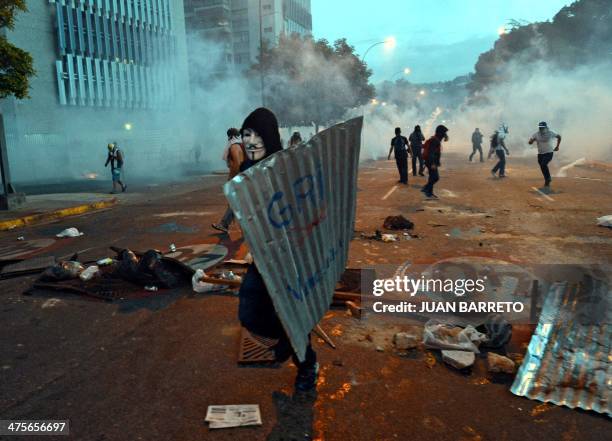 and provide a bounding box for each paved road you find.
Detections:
[0,156,610,440]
